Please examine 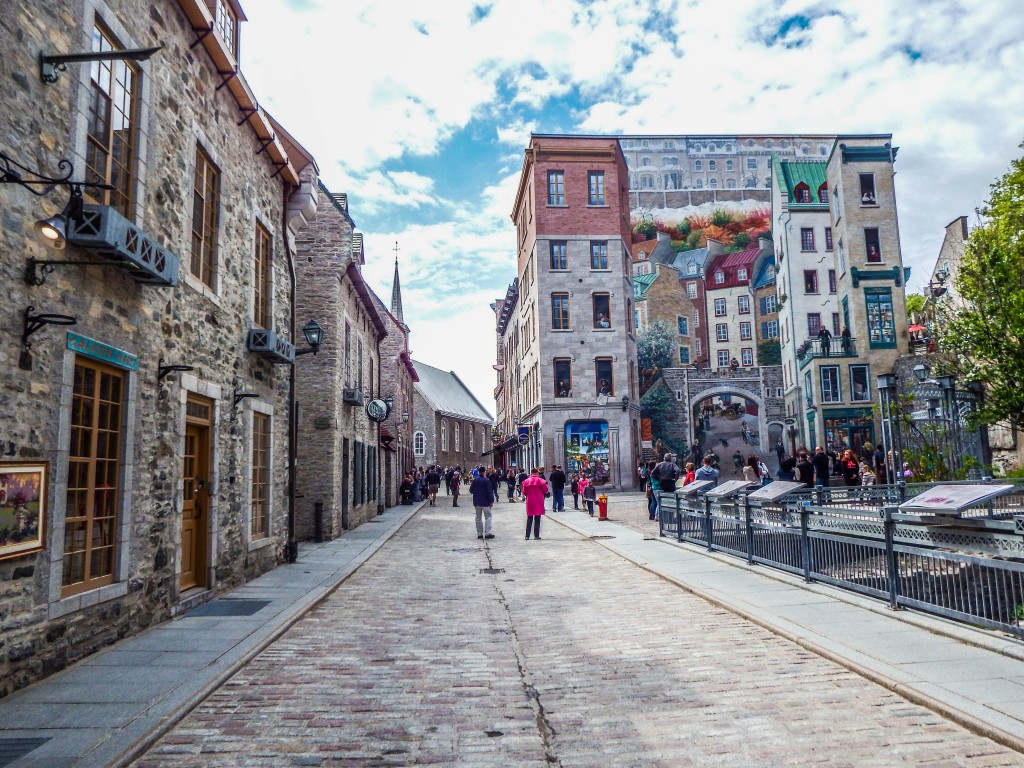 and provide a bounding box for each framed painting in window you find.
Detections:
[0,462,47,560]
